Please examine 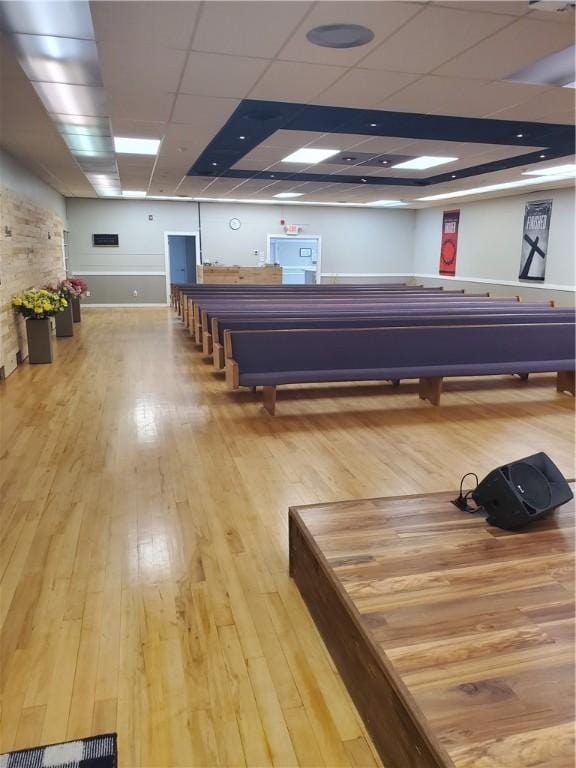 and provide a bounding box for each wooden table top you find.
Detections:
[291,486,575,768]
